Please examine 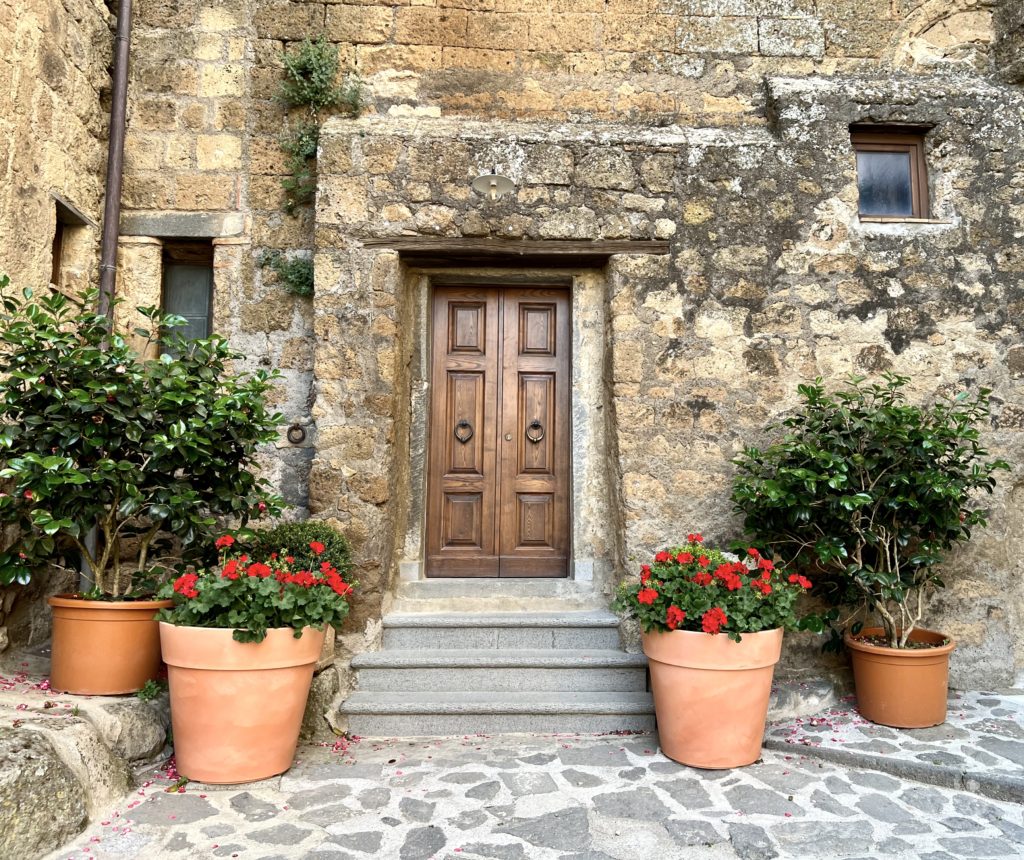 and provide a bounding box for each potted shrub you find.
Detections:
[731,374,1009,728]
[613,533,817,768]
[0,279,282,694]
[157,537,355,784]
